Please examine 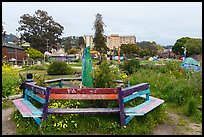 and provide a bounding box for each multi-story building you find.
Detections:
[120,35,136,45]
[106,34,121,50]
[106,34,136,50]
[2,42,27,63]
[84,35,94,49]
[78,34,137,50]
